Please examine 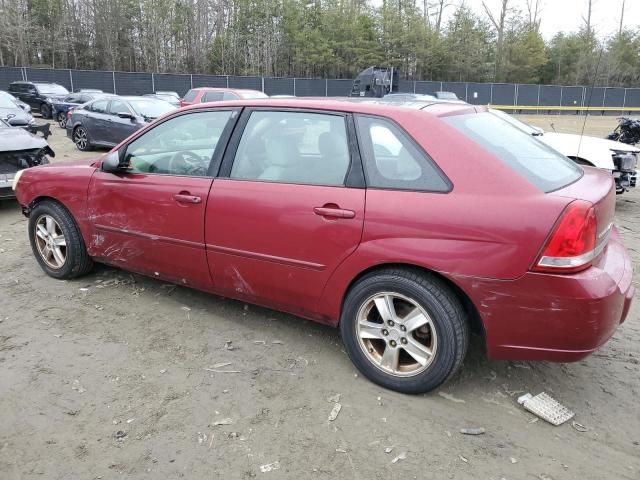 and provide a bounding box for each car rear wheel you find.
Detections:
[340,268,469,394]
[40,103,51,119]
[73,126,92,151]
[57,112,67,128]
[28,201,93,279]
